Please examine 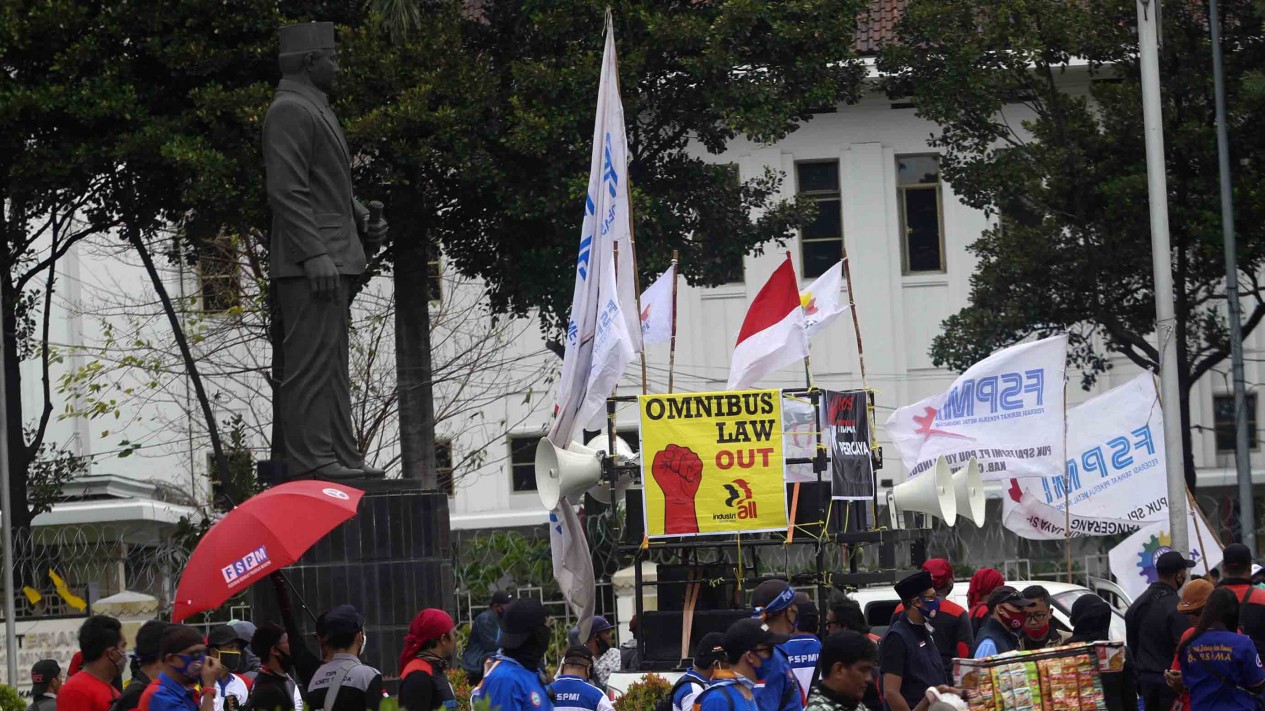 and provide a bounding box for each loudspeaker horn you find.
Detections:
[953,457,987,527]
[535,438,602,510]
[583,435,637,504]
[888,456,957,528]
